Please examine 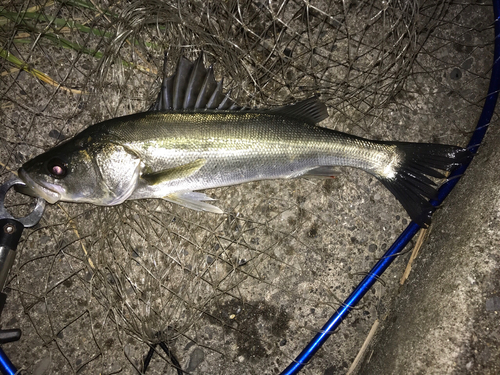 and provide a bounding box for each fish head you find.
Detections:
[18,132,142,206]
